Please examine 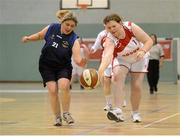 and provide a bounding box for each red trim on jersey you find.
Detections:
[128,21,132,27]
[113,24,135,57]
